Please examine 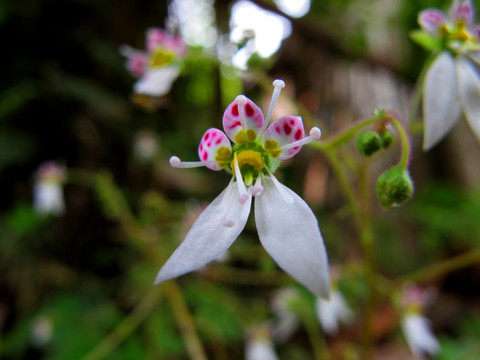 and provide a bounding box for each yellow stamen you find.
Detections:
[264,139,282,158]
[215,146,231,168]
[450,20,476,42]
[234,129,258,144]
